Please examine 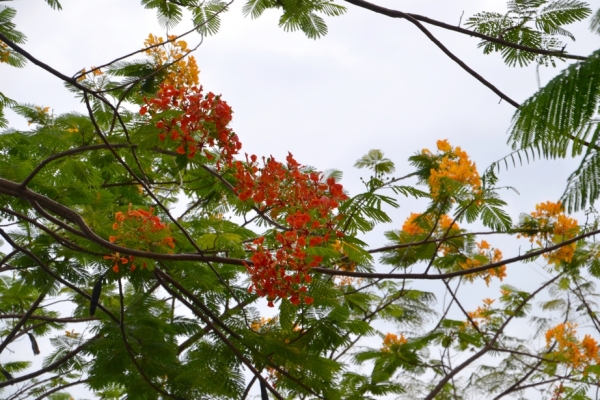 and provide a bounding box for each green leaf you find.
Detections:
[192,1,228,36]
[243,0,277,19]
[591,7,600,34]
[354,149,395,176]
